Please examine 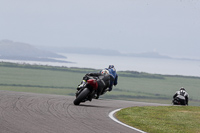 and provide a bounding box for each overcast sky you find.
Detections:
[0,0,200,58]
